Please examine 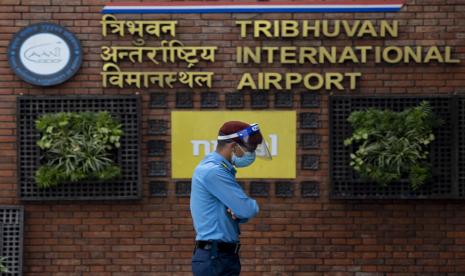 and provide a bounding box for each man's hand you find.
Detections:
[227,208,237,220]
